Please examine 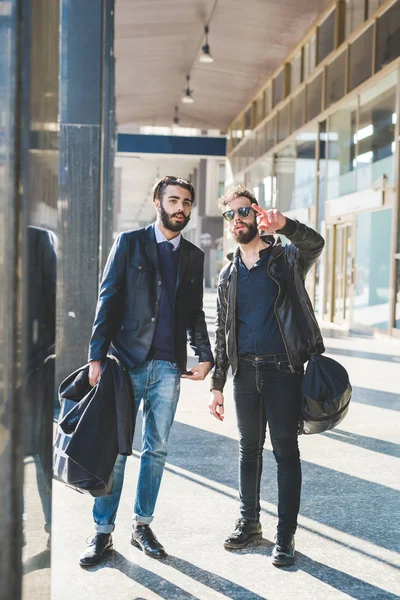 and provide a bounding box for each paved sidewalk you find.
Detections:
[50,291,400,600]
